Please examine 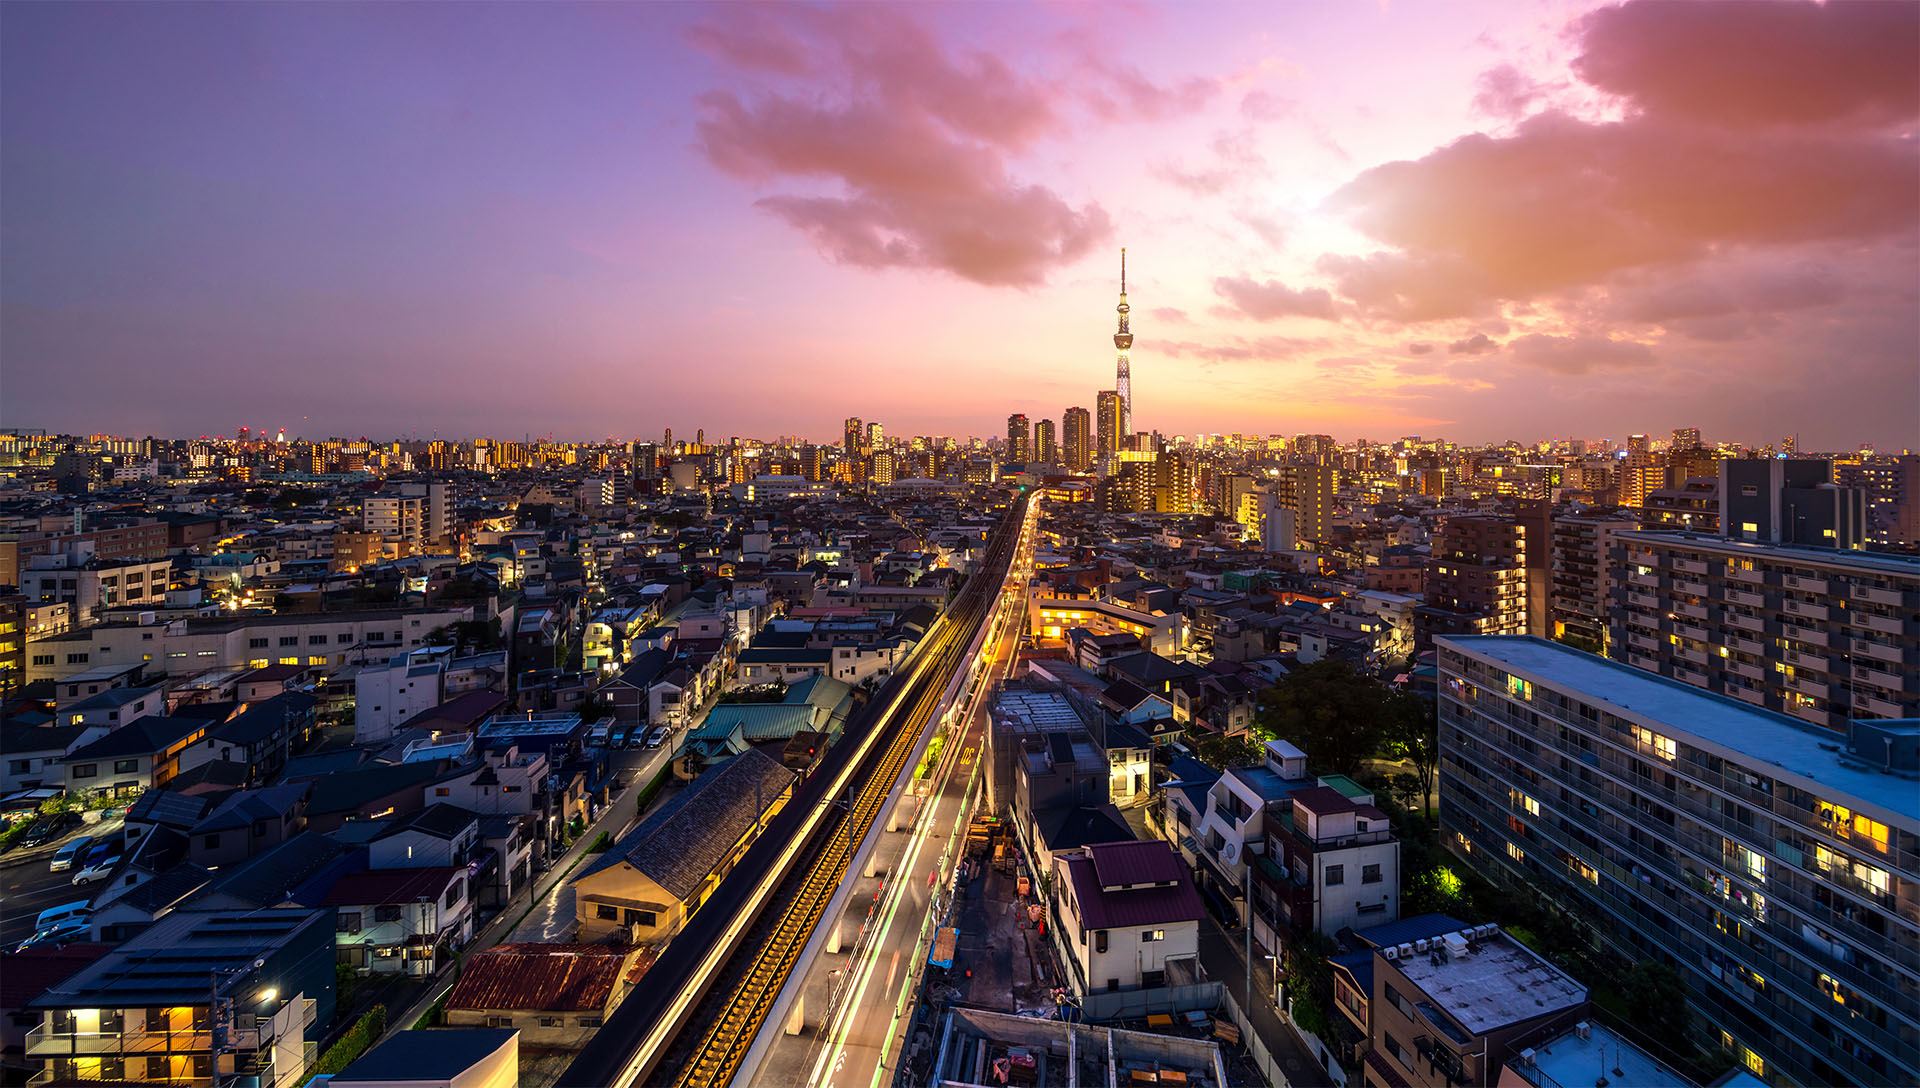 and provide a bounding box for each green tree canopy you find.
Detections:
[1254,658,1394,775]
